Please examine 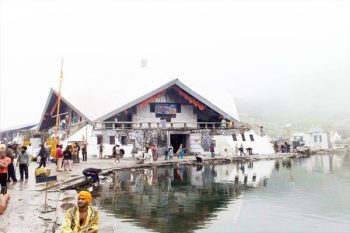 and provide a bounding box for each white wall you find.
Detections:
[213,130,274,155]
[132,104,197,128]
[308,132,329,149]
